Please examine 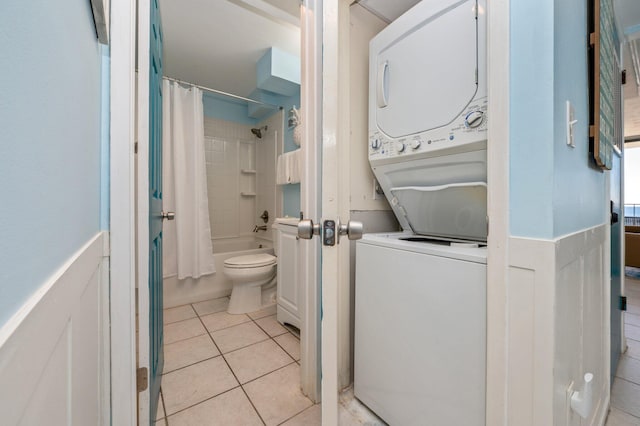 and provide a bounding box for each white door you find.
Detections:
[299,1,359,423]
